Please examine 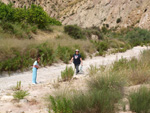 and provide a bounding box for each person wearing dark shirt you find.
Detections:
[70,49,83,75]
